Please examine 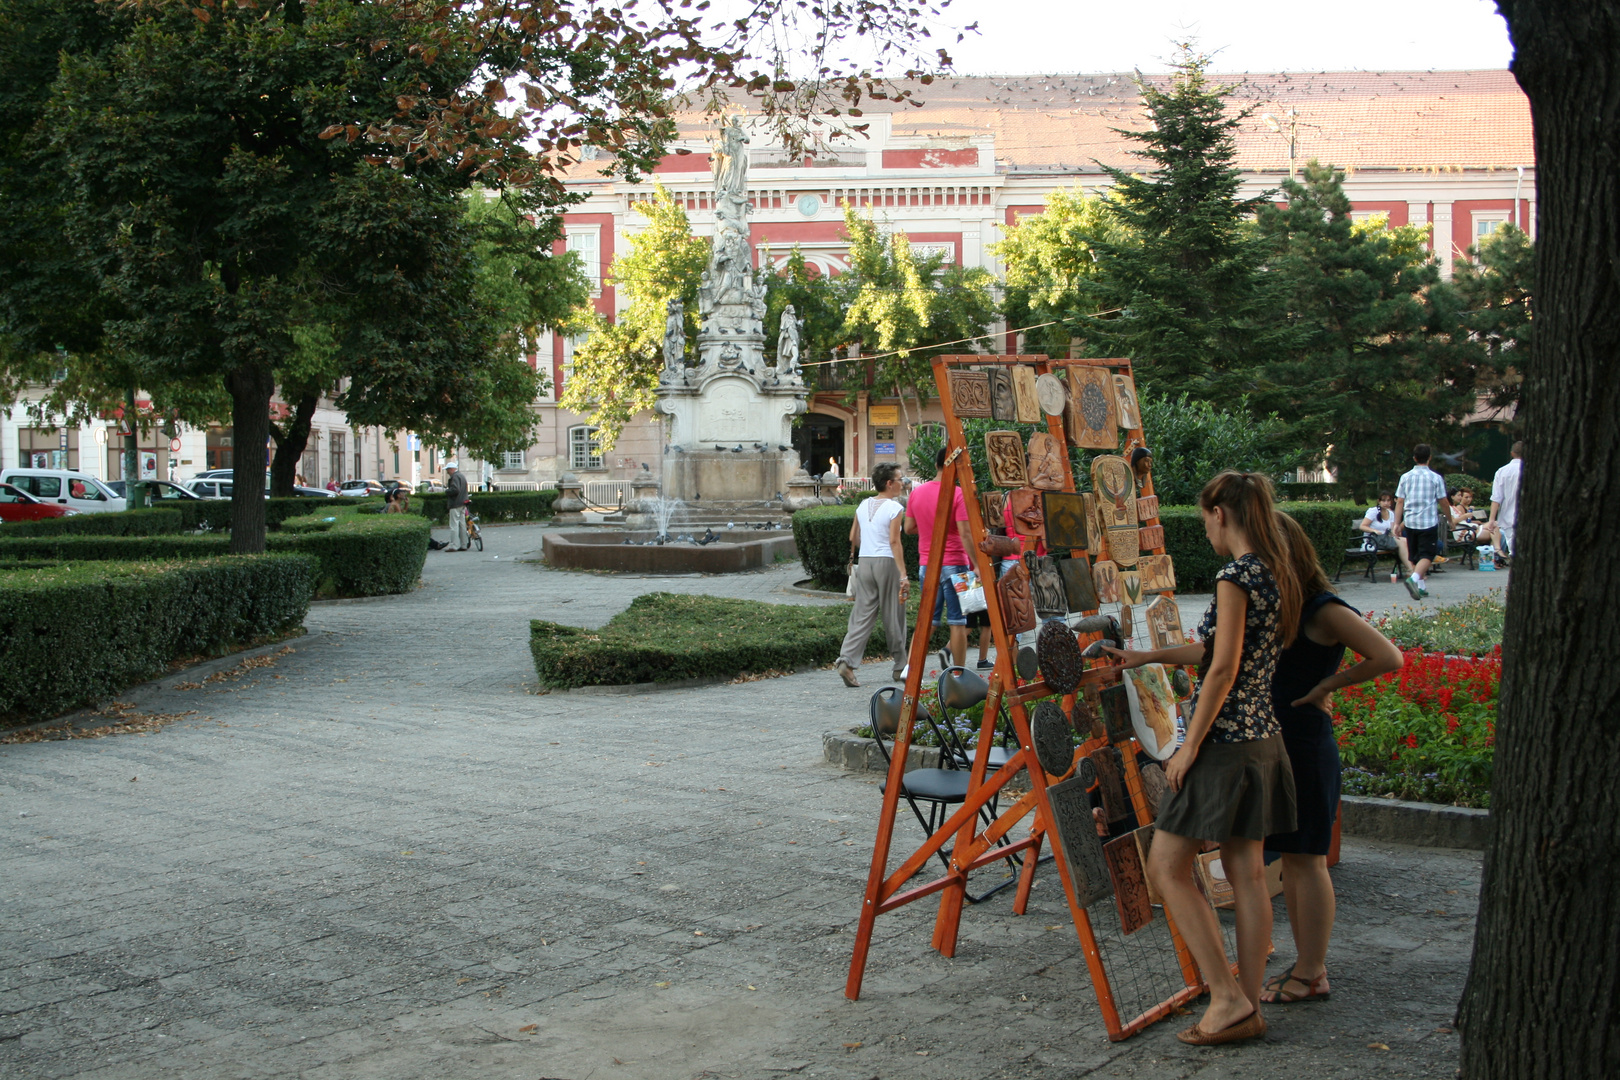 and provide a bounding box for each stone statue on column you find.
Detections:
[776,305,802,381]
[660,297,686,384]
